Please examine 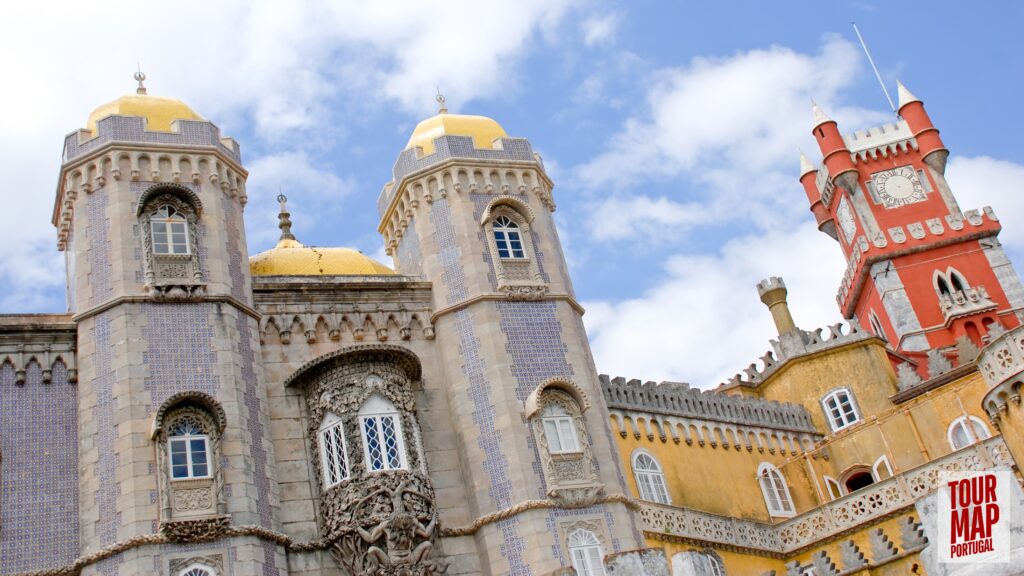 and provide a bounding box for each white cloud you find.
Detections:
[588,196,706,241]
[945,156,1024,258]
[582,13,620,46]
[583,222,846,387]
